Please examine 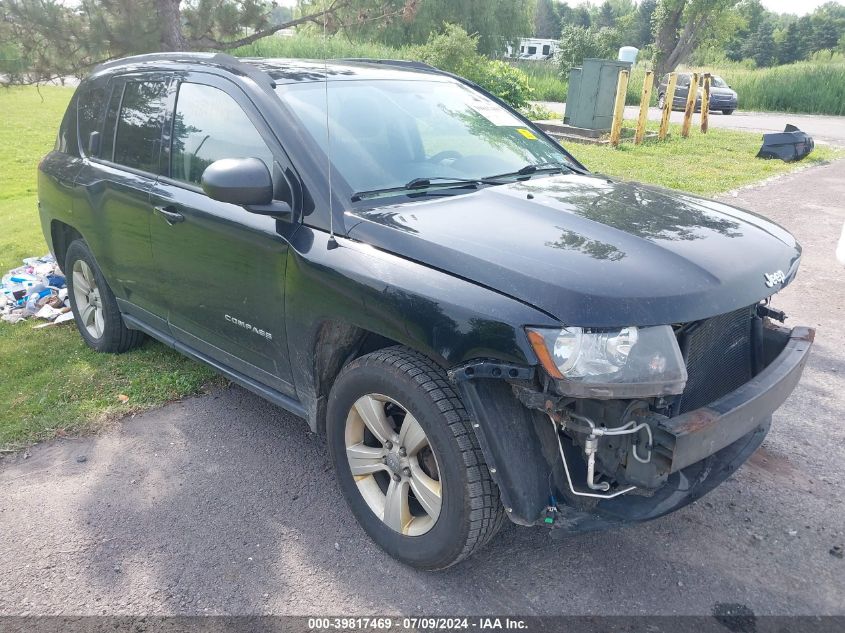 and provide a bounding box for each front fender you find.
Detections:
[283,226,558,430]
